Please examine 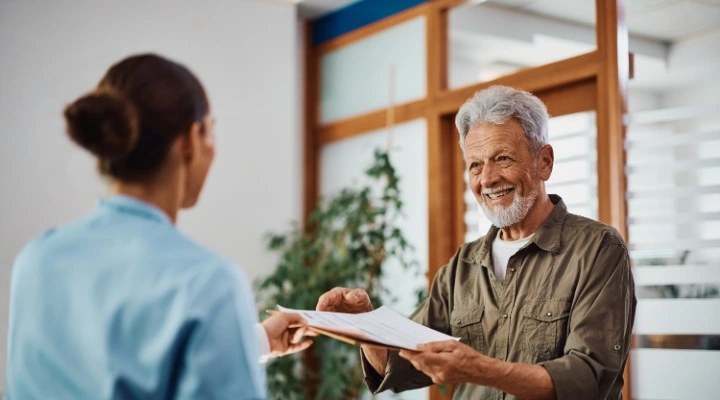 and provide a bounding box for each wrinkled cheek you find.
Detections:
[473,192,485,205]
[469,181,483,203]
